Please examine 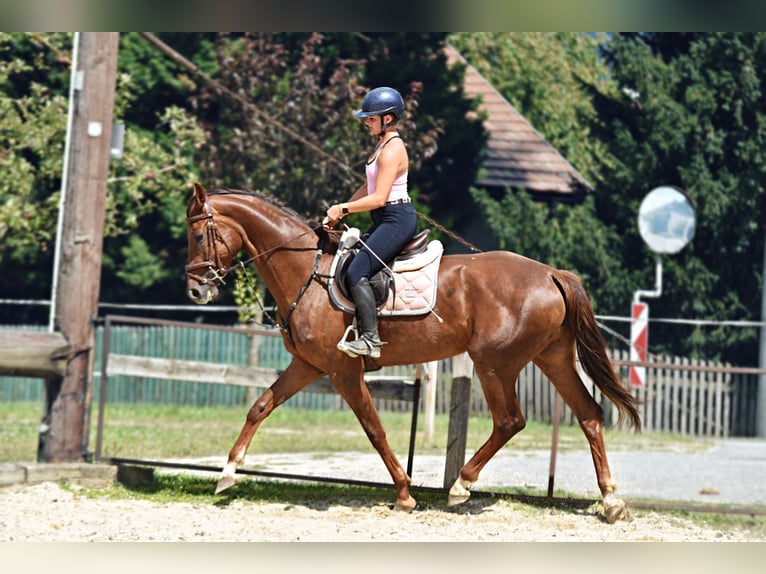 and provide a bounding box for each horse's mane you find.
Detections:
[207,187,300,217]
[204,187,340,252]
